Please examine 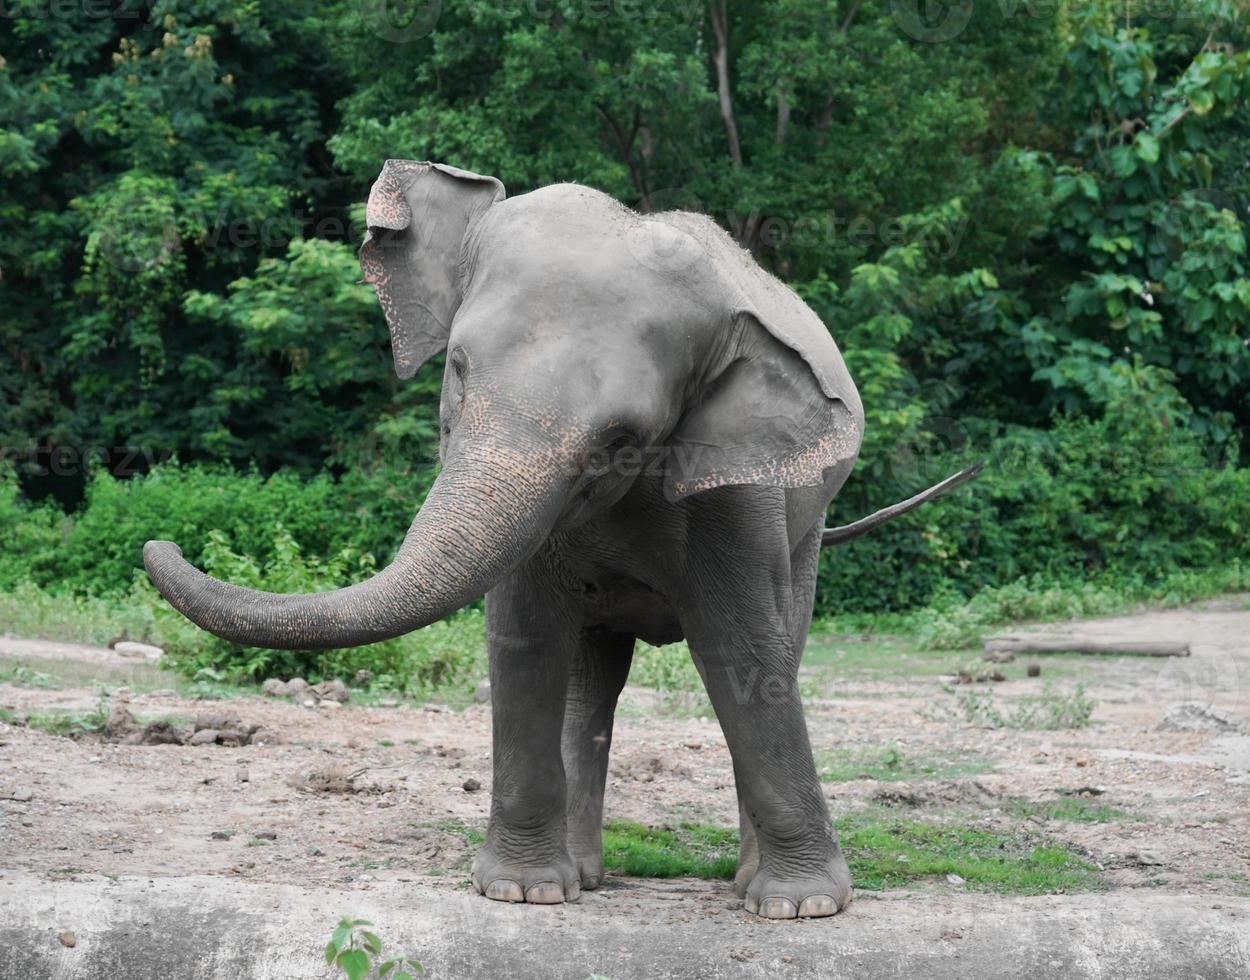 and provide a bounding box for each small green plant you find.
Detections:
[23,691,110,738]
[816,744,988,783]
[0,663,52,688]
[1008,798,1136,824]
[325,918,423,980]
[952,683,1094,730]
